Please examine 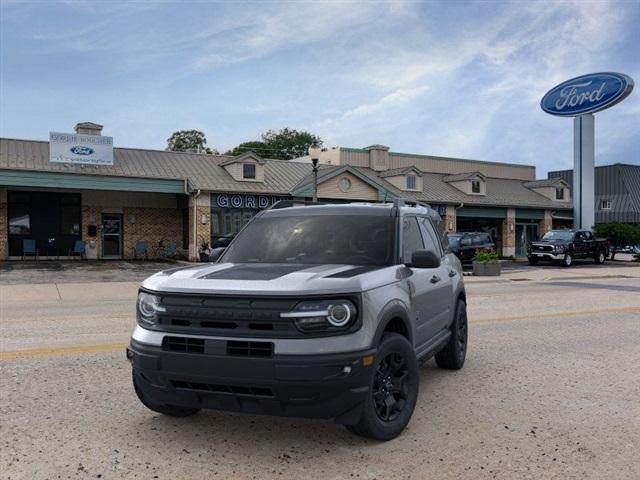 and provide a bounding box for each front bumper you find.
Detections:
[127,339,376,424]
[528,251,565,261]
